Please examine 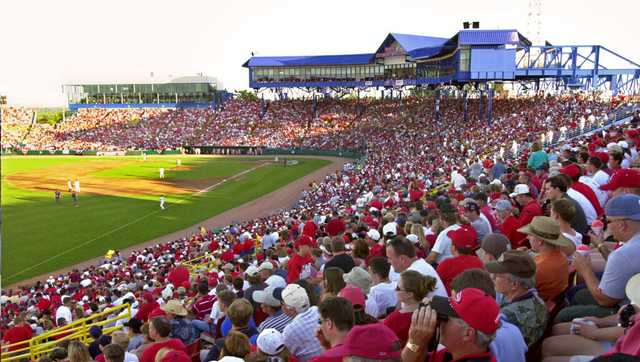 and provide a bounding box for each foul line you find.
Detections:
[5,163,268,281]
